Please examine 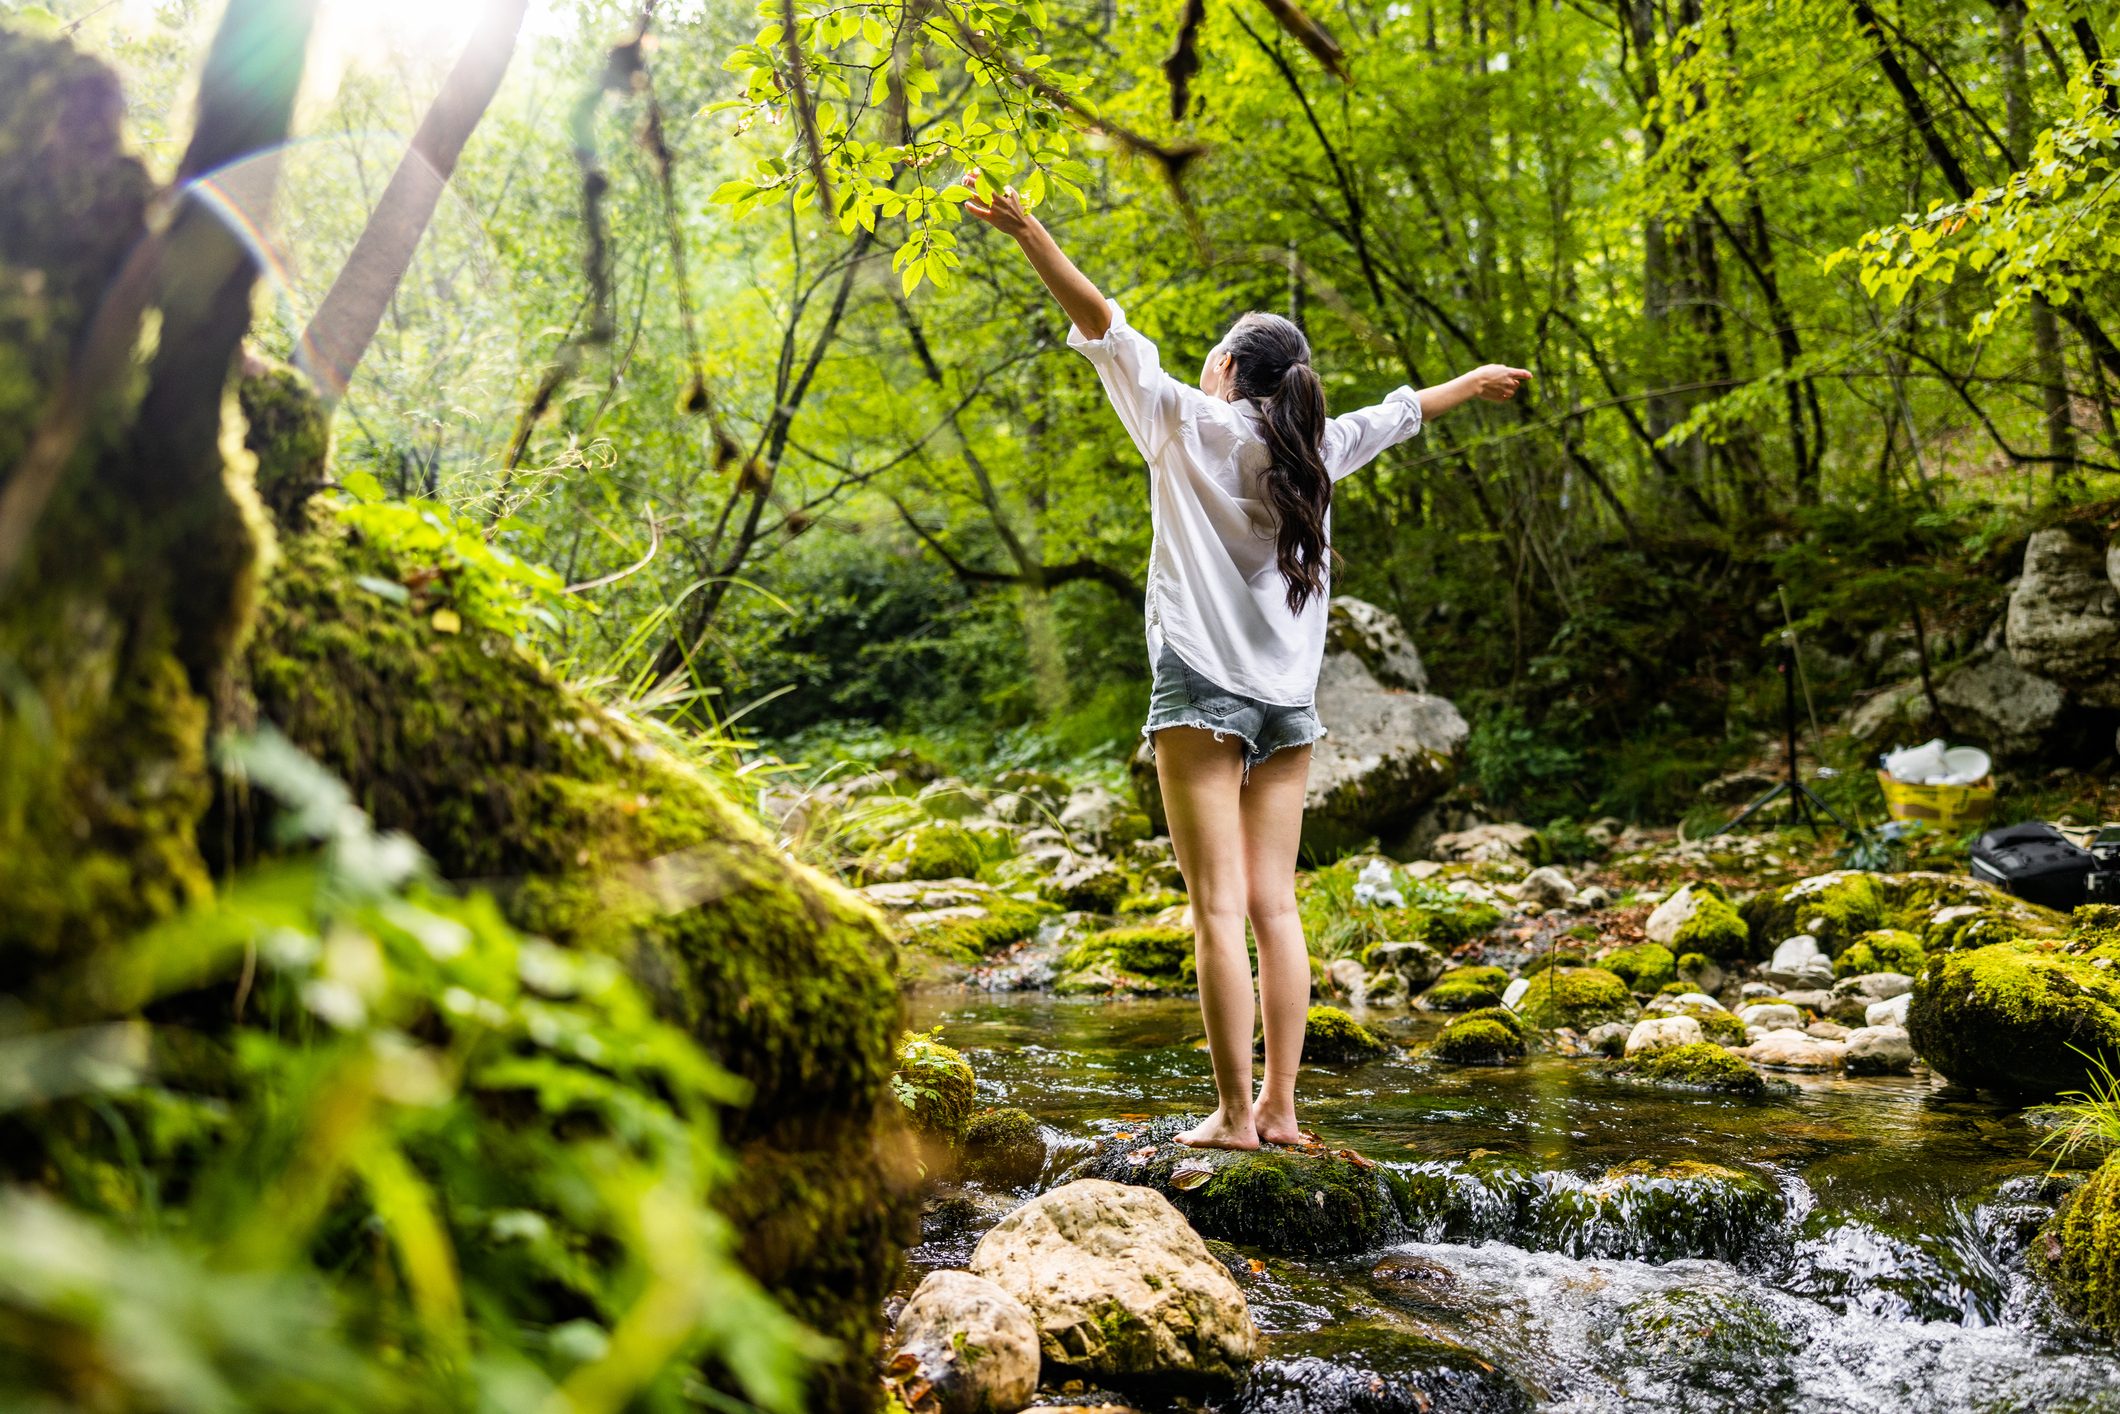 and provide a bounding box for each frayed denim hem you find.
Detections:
[1141,719,1328,783]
